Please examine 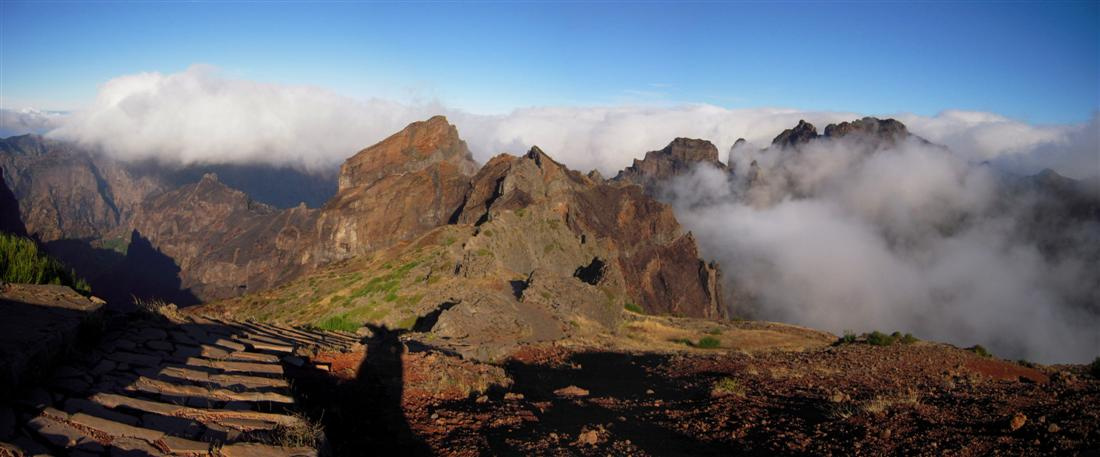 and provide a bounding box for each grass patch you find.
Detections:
[671,336,722,349]
[696,336,722,349]
[396,316,417,330]
[623,302,644,314]
[316,314,360,332]
[97,237,130,254]
[711,377,745,397]
[270,412,324,448]
[0,232,90,294]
